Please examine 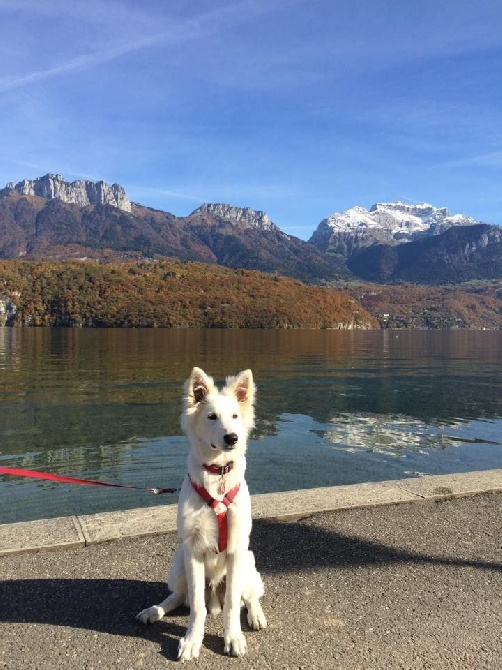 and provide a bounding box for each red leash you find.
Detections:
[0,466,180,495]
